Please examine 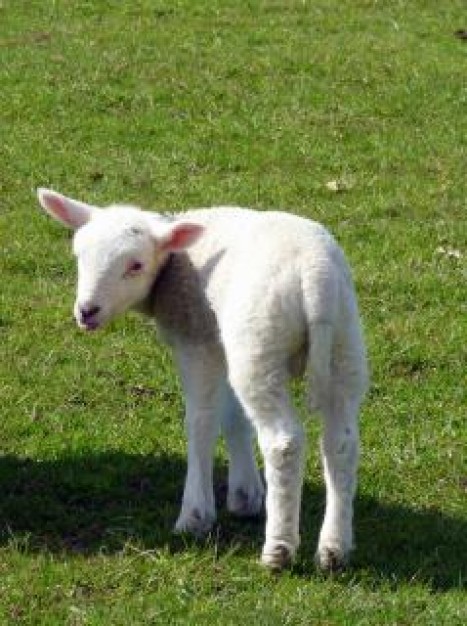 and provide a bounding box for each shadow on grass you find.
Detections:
[0,452,464,591]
